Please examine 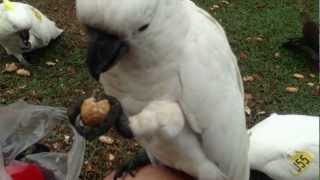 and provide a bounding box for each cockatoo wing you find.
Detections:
[178,1,249,180]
